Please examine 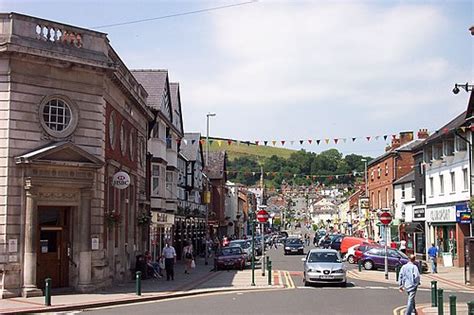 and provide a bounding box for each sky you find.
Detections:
[2,0,473,158]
